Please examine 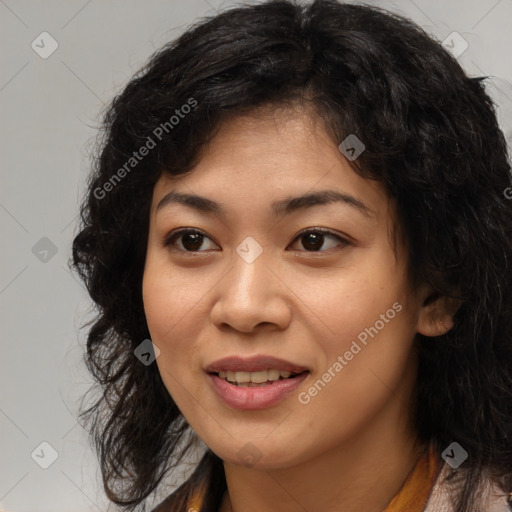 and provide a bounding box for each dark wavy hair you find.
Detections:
[70,1,512,511]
